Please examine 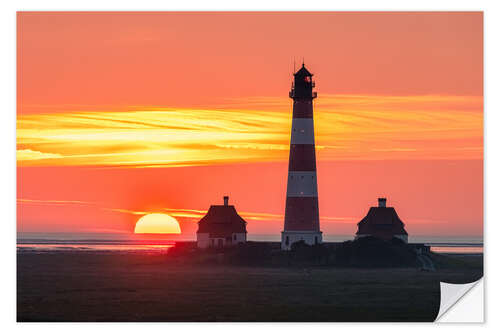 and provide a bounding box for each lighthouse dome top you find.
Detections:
[290,63,316,100]
[294,64,313,77]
